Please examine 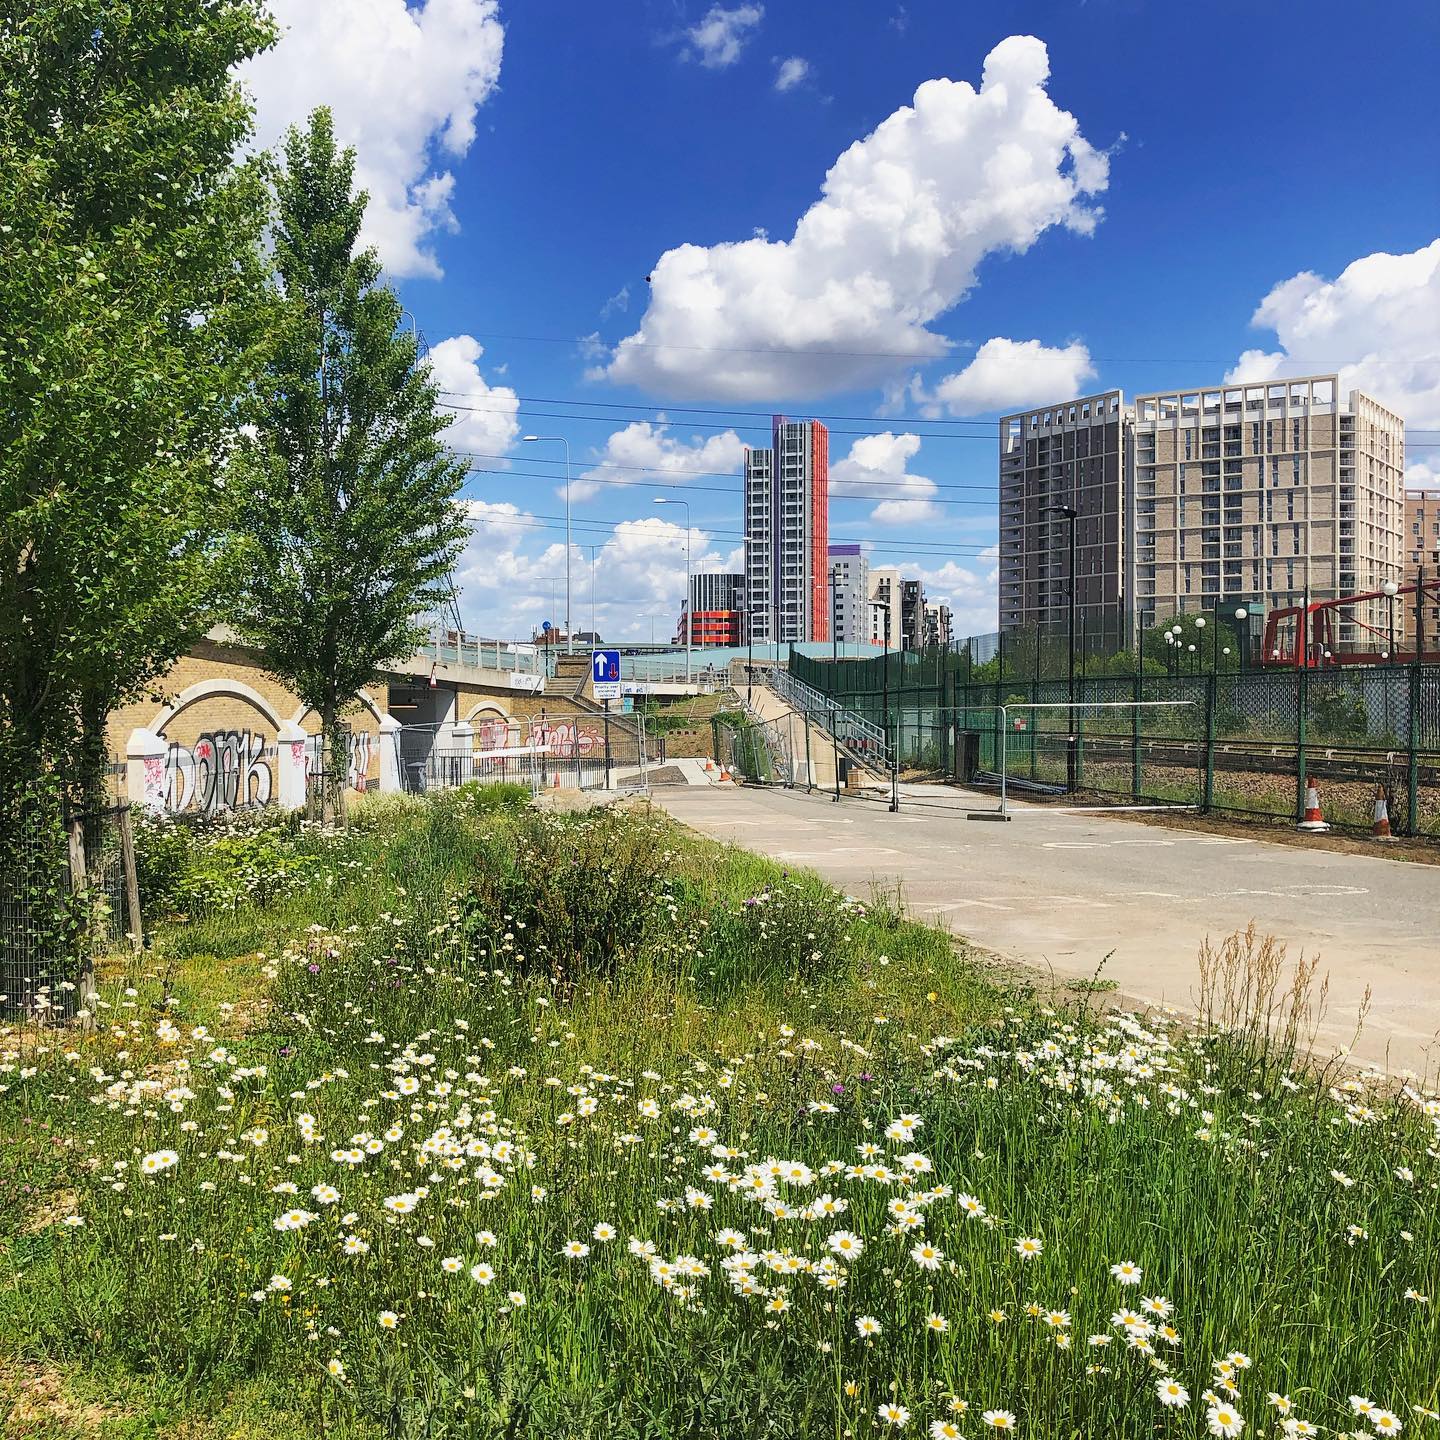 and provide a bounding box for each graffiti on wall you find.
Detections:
[165,729,273,816]
[528,718,601,758]
[474,714,516,751]
[347,732,373,794]
[302,731,378,796]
